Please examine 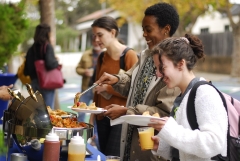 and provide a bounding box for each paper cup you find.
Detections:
[137,127,154,150]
